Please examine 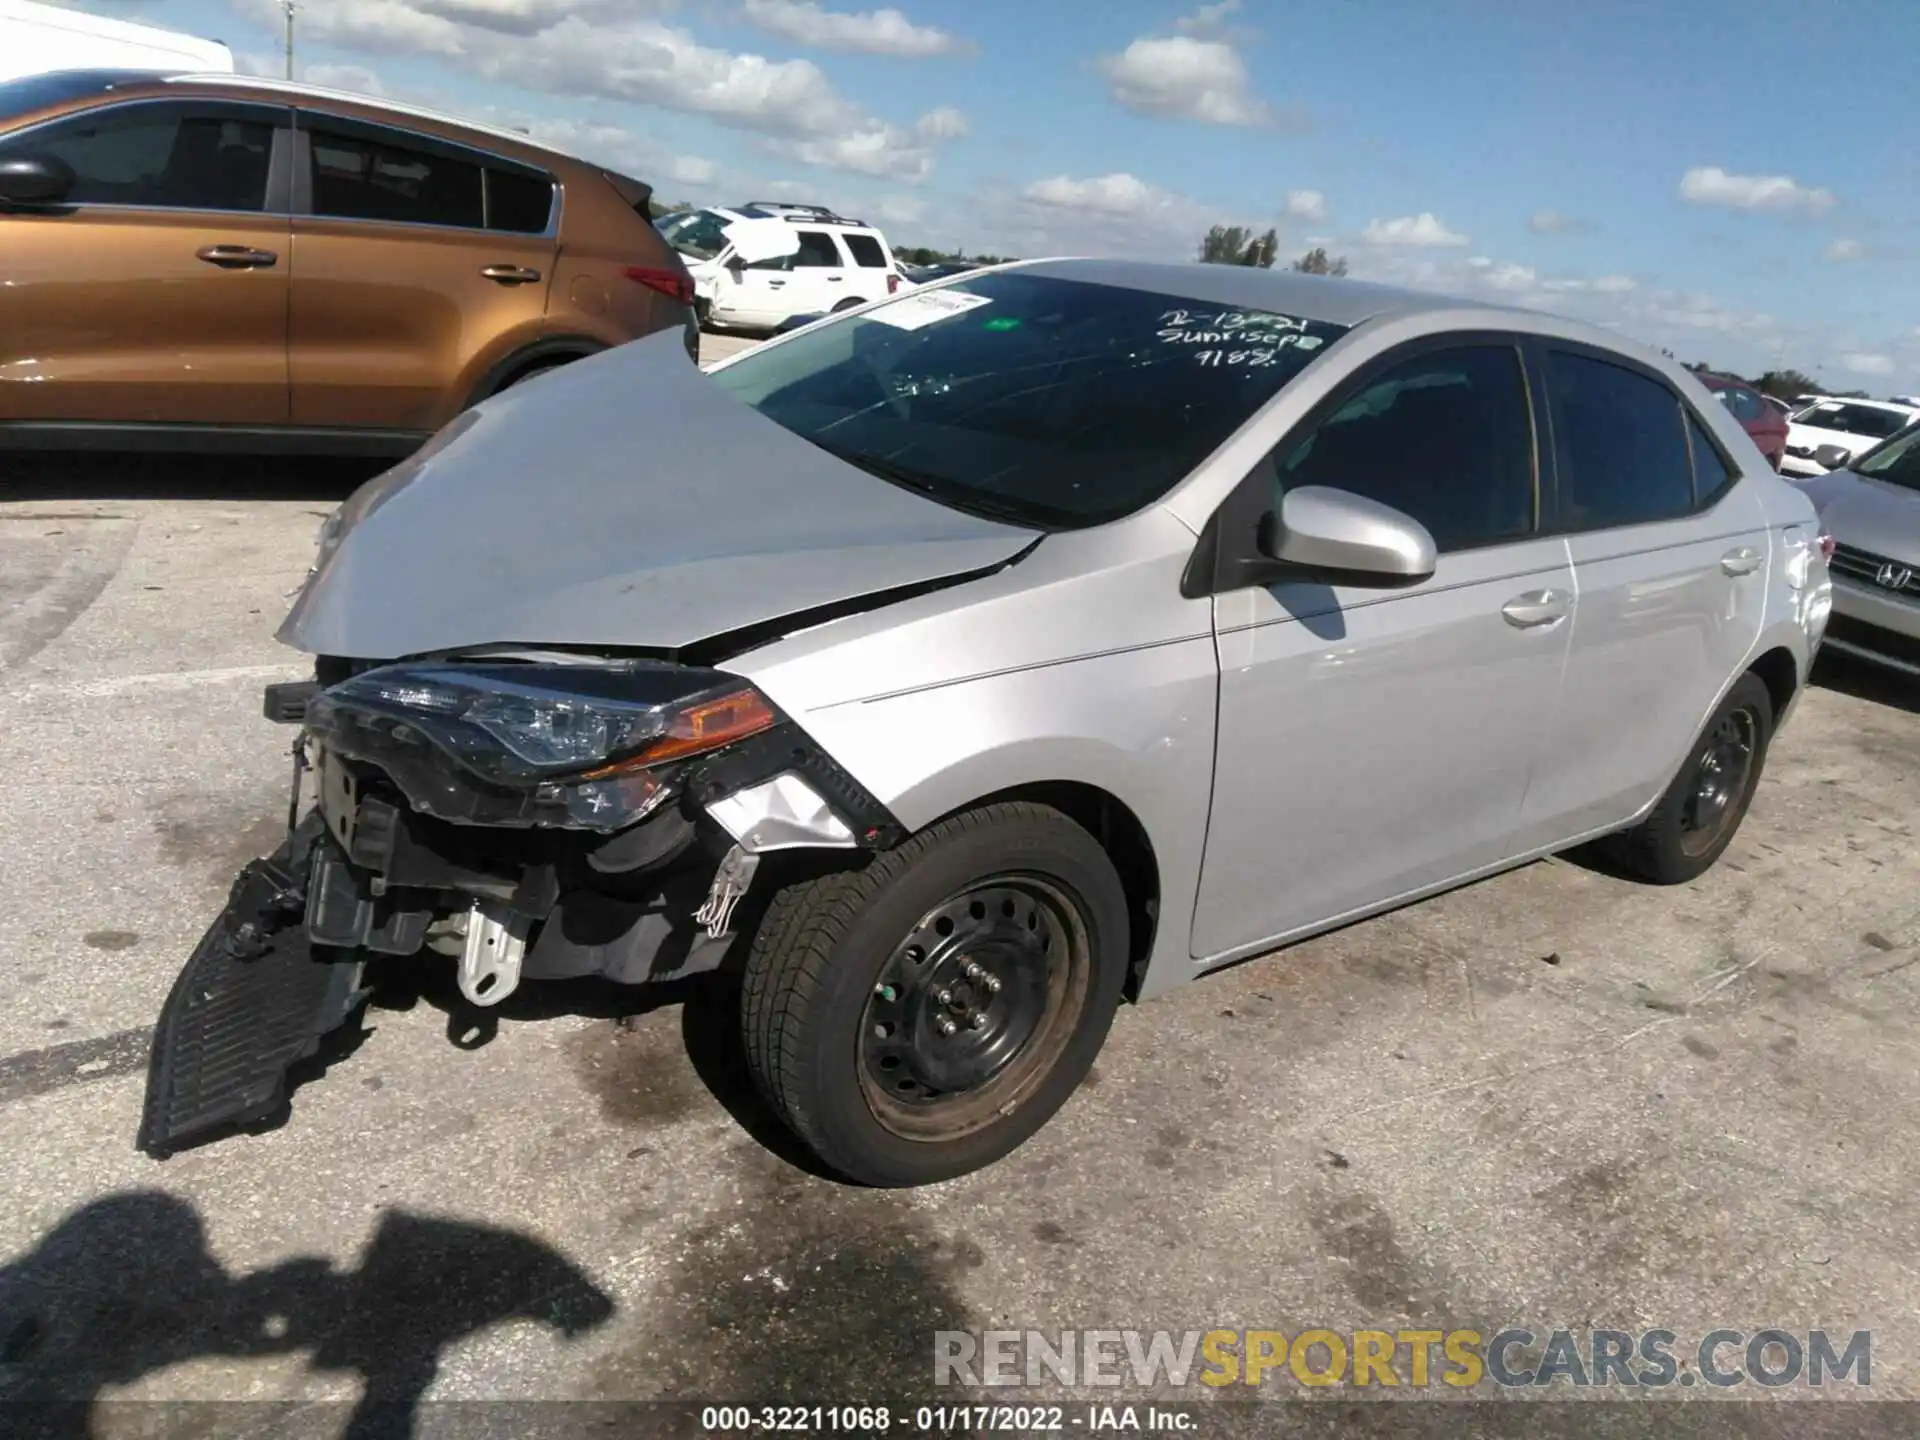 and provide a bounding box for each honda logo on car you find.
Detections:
[1875,562,1914,591]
